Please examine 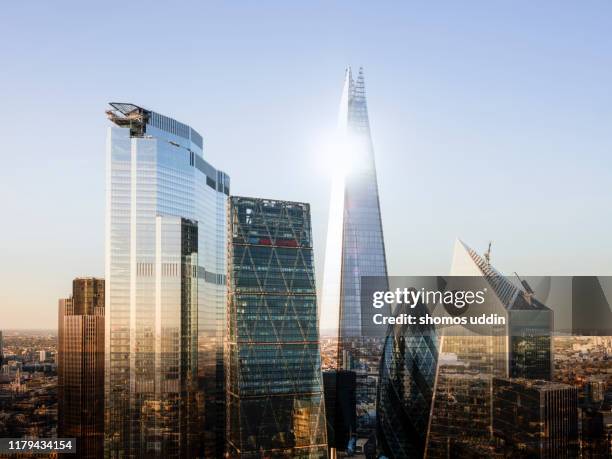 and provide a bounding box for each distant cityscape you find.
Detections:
[0,68,611,459]
[1,332,610,457]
